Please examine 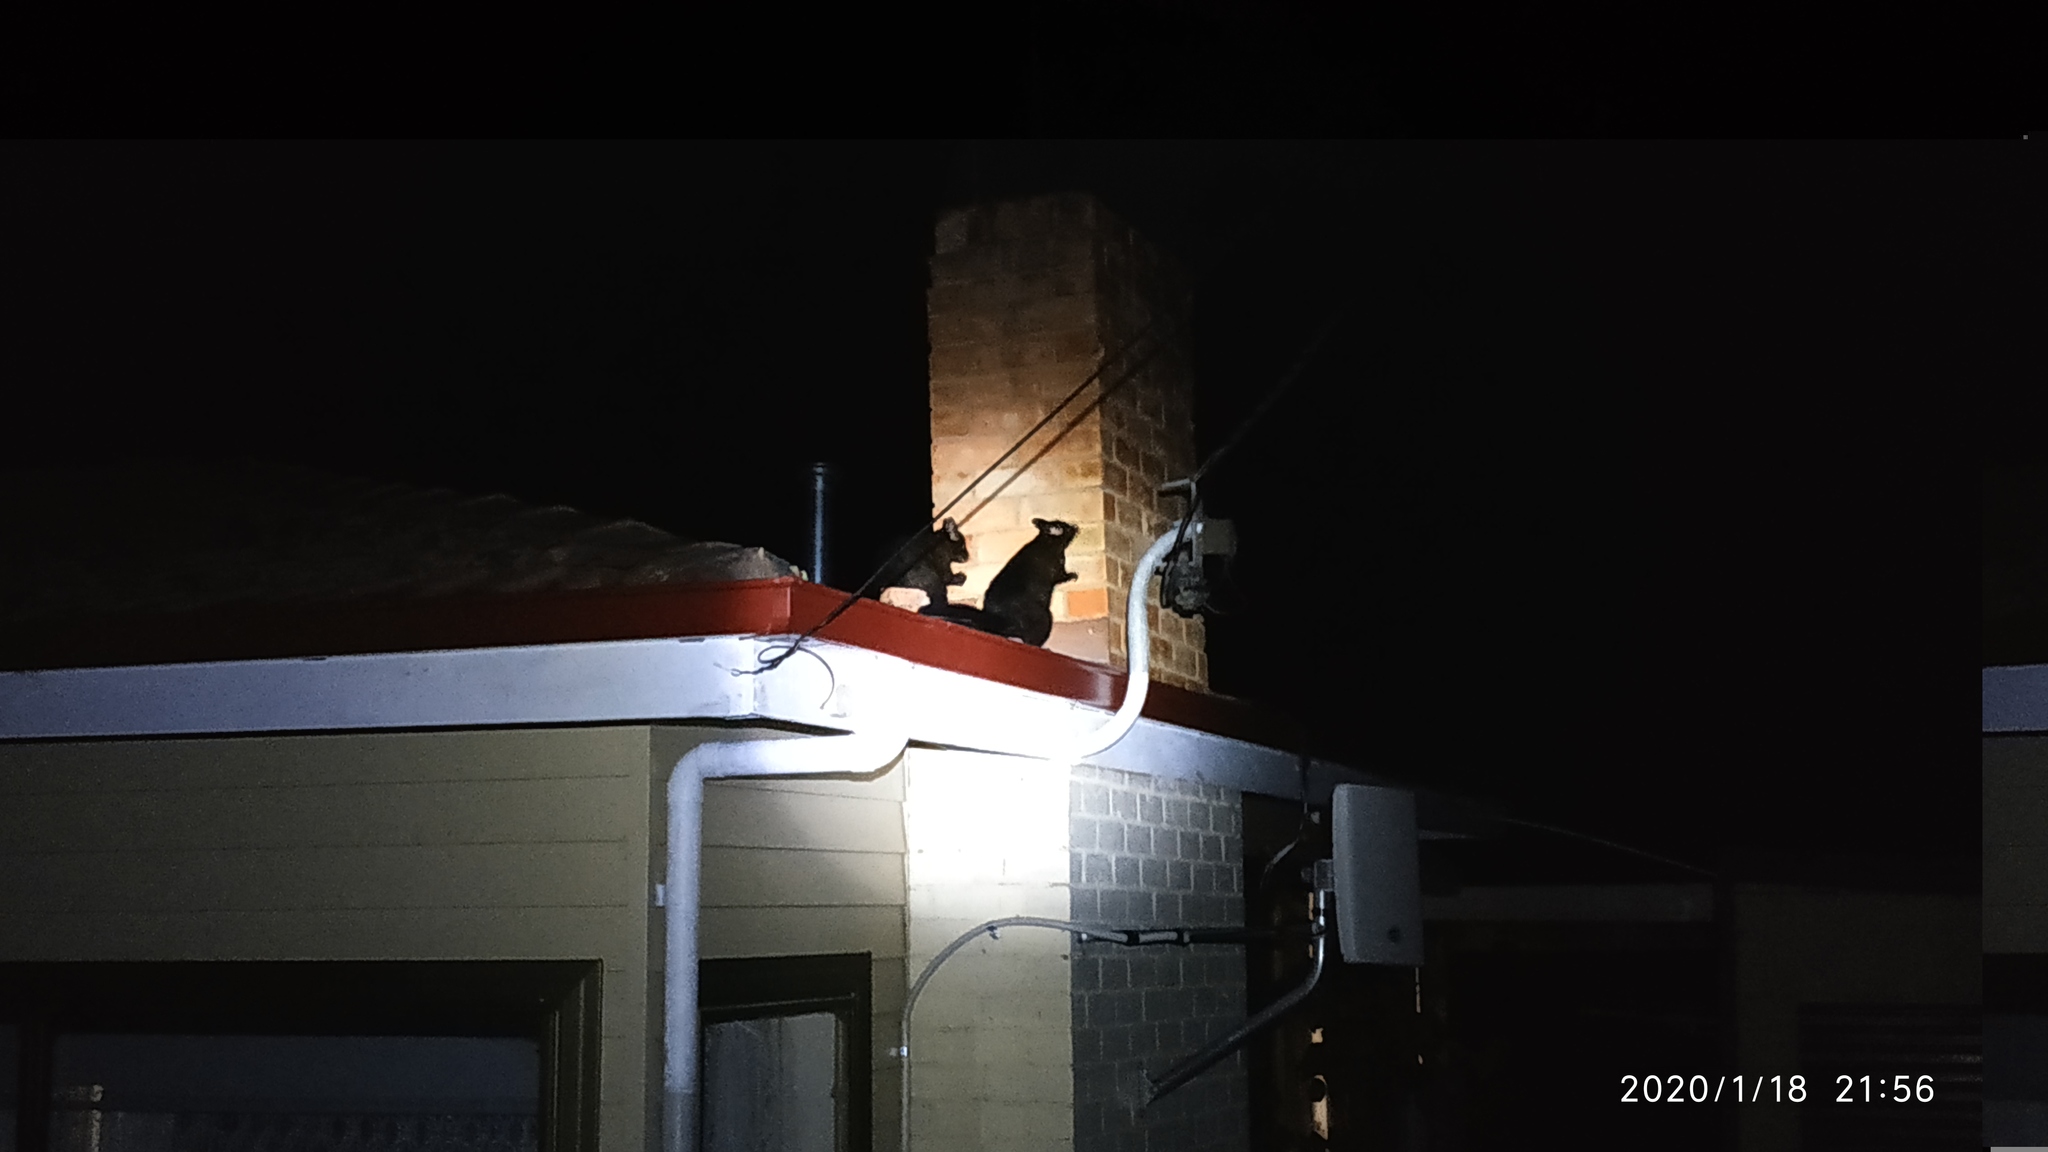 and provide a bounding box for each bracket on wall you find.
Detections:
[1157,478,1236,620]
